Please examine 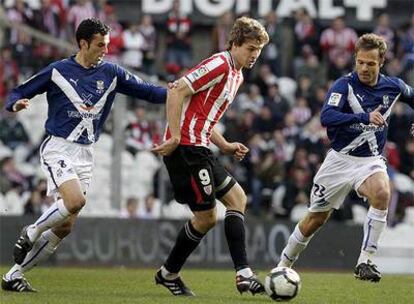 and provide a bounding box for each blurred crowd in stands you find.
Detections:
[0,0,413,226]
